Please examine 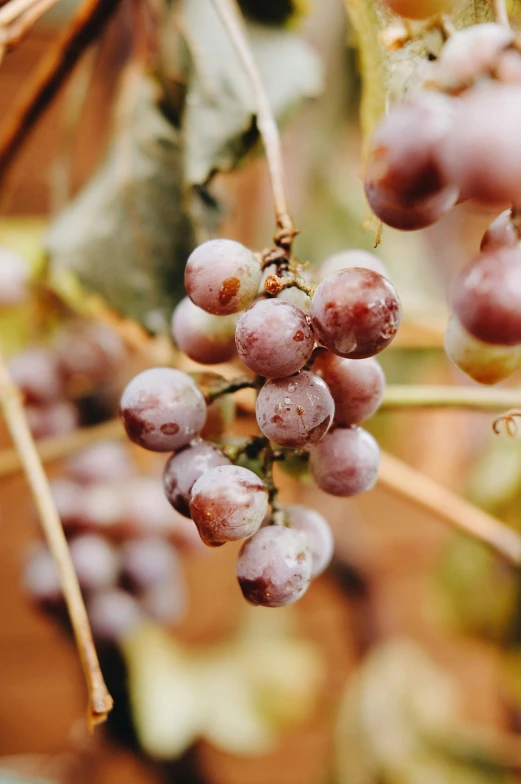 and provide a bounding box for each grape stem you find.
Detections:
[381,384,521,413]
[204,375,258,404]
[379,451,521,566]
[491,0,510,26]
[0,349,113,728]
[209,0,297,253]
